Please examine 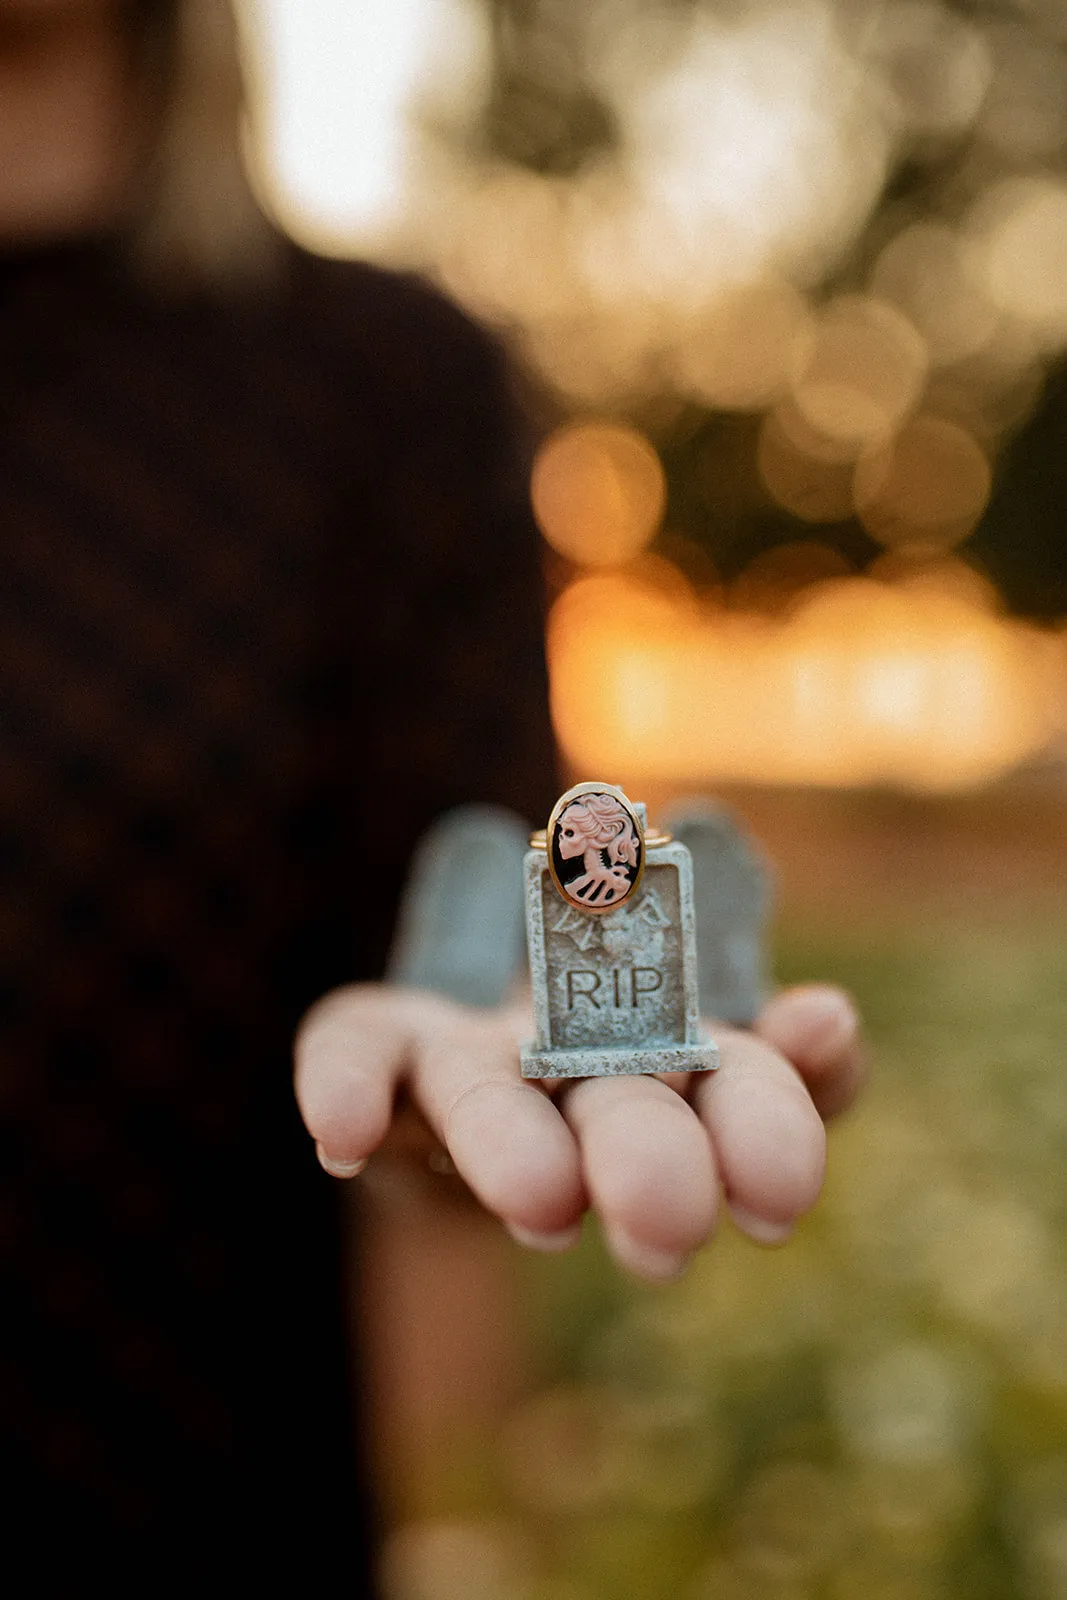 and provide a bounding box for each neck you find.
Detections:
[0,11,141,243]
